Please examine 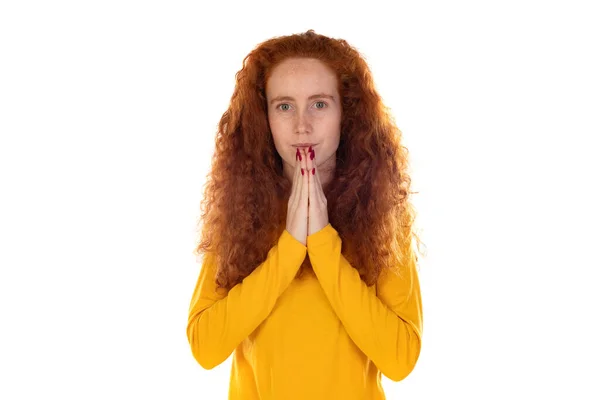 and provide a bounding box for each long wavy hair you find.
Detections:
[193,30,425,292]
